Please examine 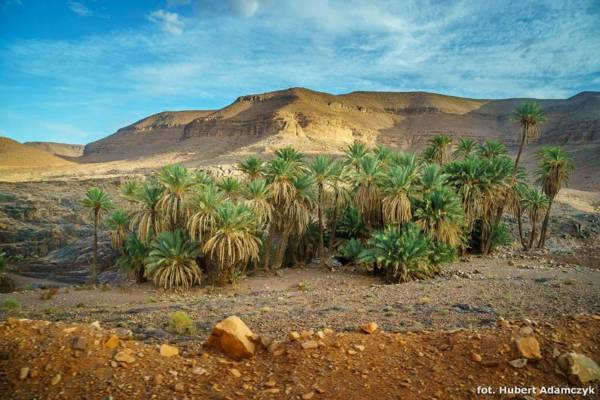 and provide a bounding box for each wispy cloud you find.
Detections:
[148,9,184,35]
[68,1,93,17]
